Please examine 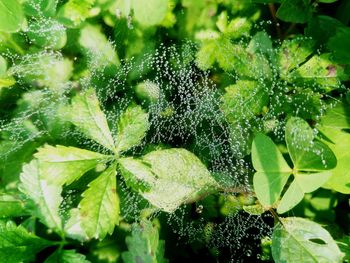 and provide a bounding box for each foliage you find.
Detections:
[0,0,349,262]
